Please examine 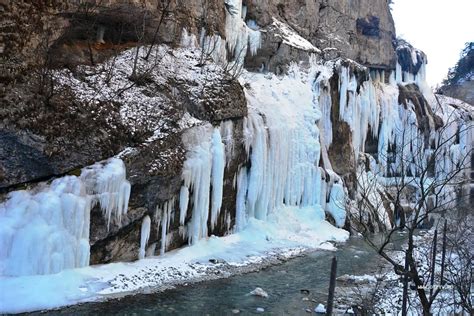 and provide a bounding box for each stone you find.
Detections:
[250,287,269,298]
